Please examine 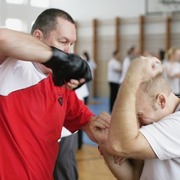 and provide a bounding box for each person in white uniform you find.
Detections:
[82,51,97,101]
[91,56,180,180]
[163,47,180,96]
[119,46,140,85]
[107,49,122,112]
